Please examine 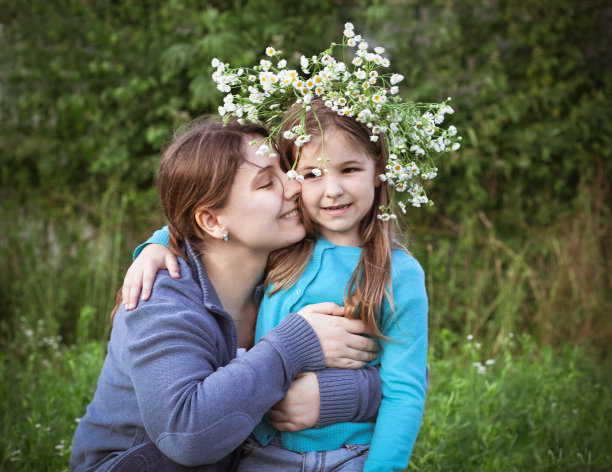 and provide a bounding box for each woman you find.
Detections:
[70,119,380,472]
